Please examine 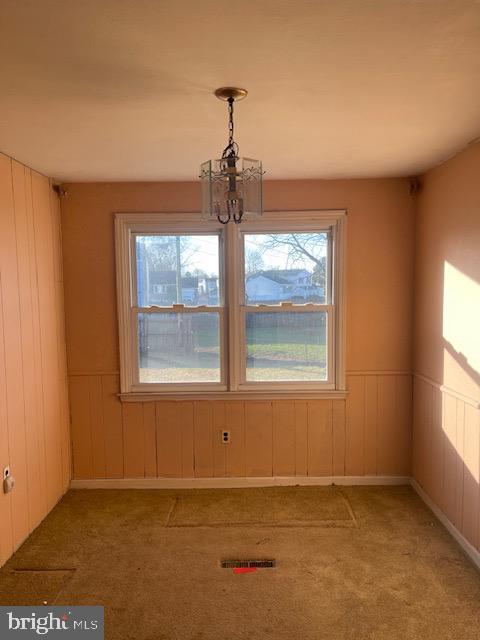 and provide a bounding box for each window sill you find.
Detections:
[118,390,349,402]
